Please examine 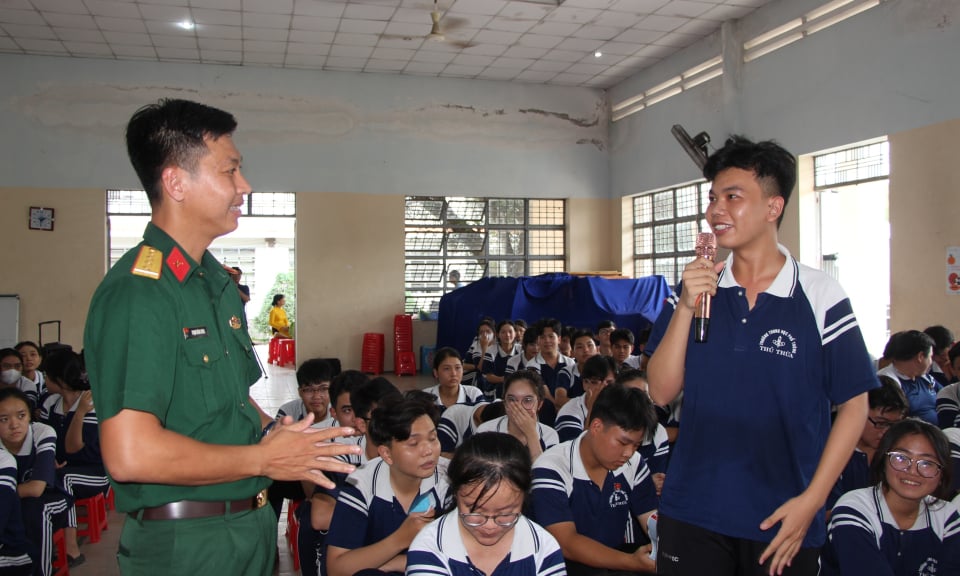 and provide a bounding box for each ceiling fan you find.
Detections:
[671,124,711,170]
[379,0,476,49]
